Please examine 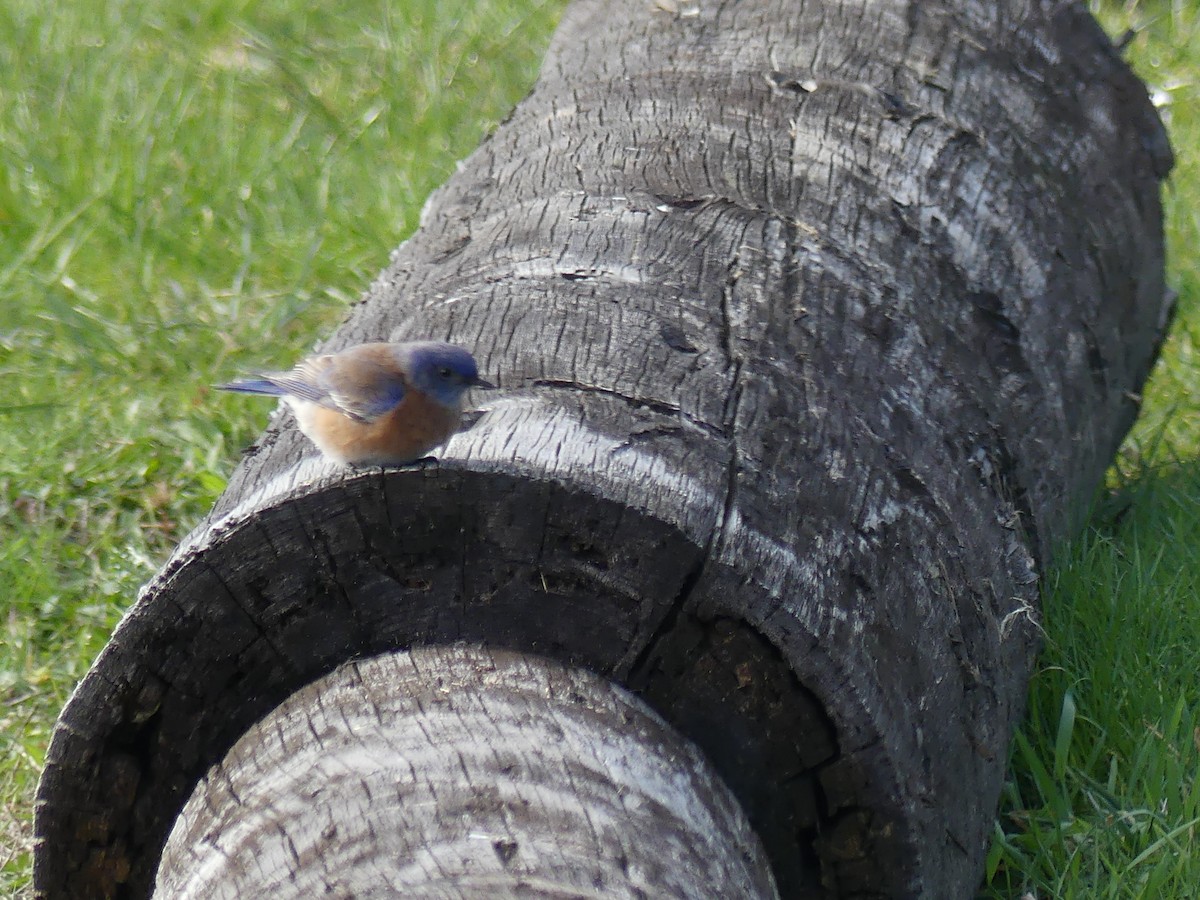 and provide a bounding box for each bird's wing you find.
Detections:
[275,345,408,422]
